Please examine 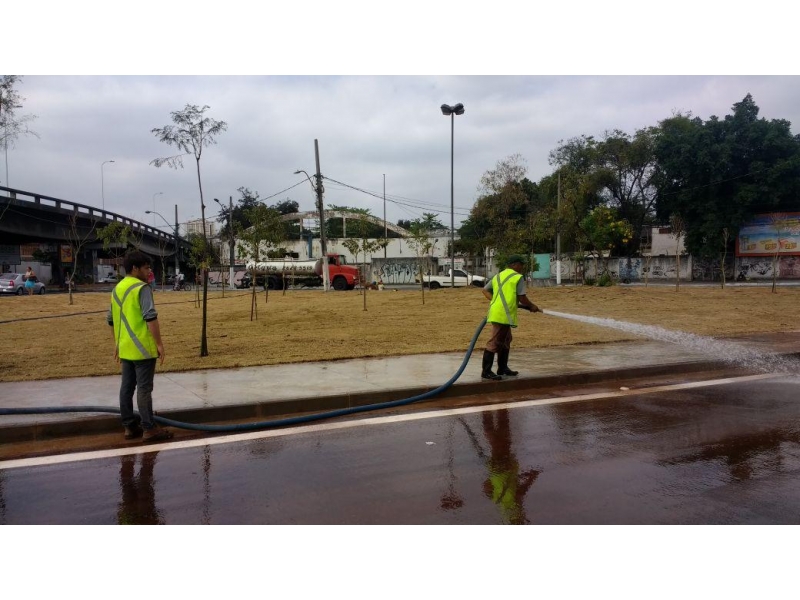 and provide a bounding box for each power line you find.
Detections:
[322,176,473,217]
